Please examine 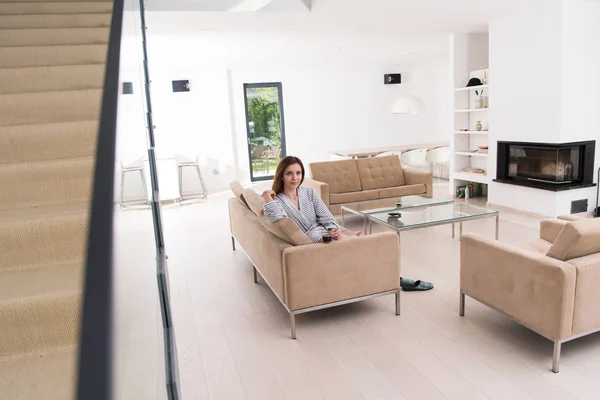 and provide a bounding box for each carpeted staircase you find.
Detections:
[0,0,112,398]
